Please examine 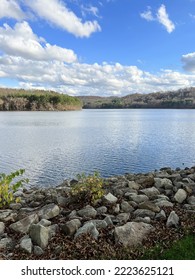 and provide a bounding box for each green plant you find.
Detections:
[0,169,29,208]
[71,171,105,204]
